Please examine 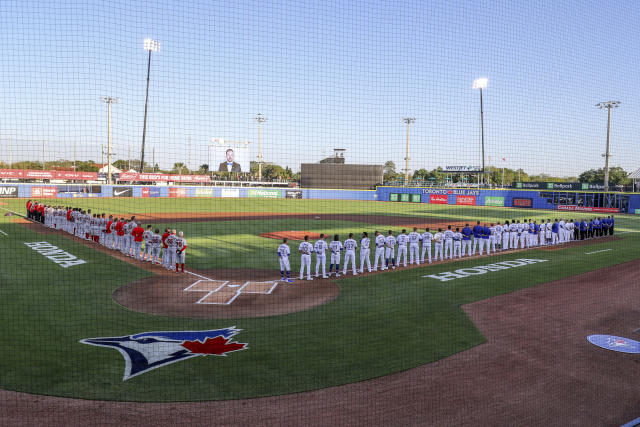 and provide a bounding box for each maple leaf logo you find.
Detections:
[182,336,247,355]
